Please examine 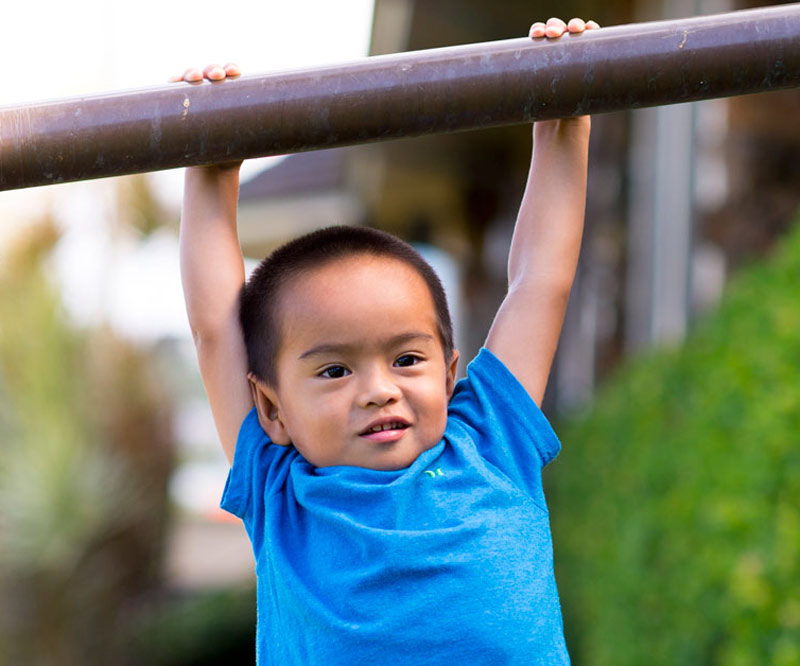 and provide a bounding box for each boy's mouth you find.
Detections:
[359,418,410,441]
